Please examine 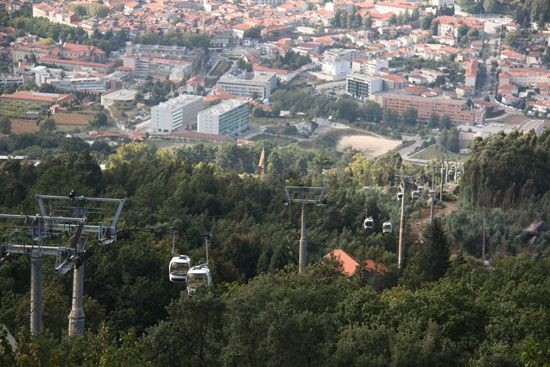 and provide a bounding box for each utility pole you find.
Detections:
[440,160,445,202]
[482,218,486,262]
[430,165,436,223]
[203,233,211,264]
[398,180,406,269]
[299,203,307,273]
[284,186,325,274]
[30,254,42,334]
[68,237,86,336]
